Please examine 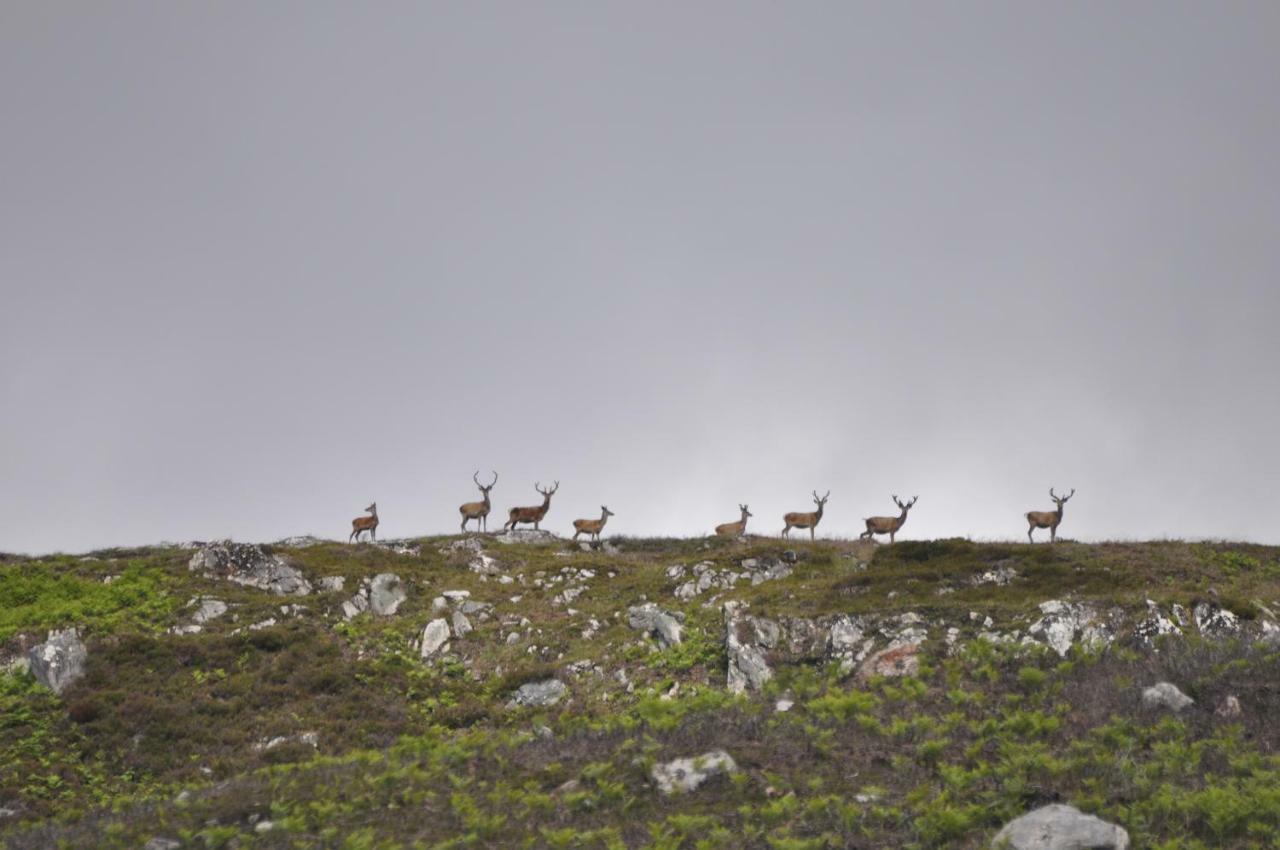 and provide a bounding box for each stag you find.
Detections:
[504,481,559,531]
[782,490,830,540]
[572,506,615,542]
[349,502,379,543]
[1026,487,1075,542]
[459,470,499,533]
[715,504,753,538]
[860,495,918,544]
